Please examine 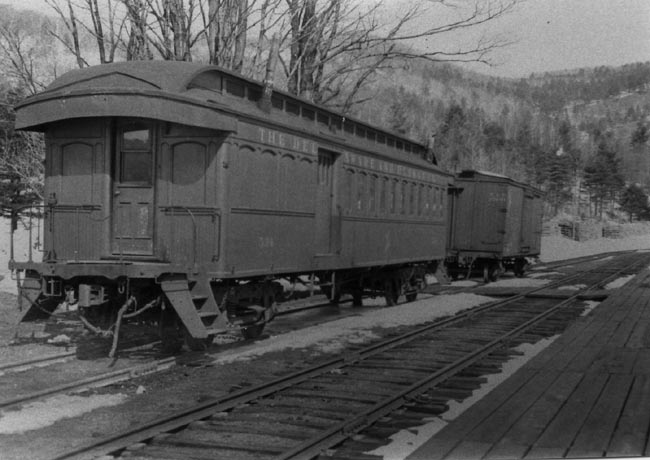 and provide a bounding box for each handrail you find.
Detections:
[10,204,45,266]
[162,206,220,267]
[10,203,101,266]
